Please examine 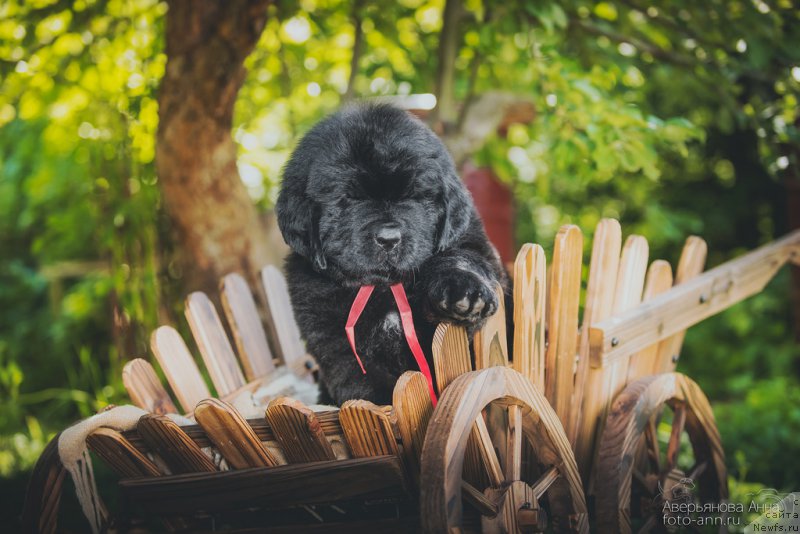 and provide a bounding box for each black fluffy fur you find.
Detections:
[276,104,508,406]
